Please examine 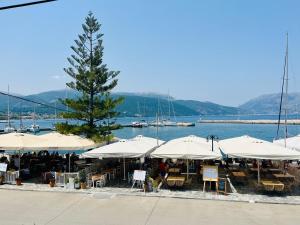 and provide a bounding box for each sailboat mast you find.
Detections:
[54,101,57,125]
[284,33,289,147]
[7,85,11,127]
[168,91,171,120]
[19,103,23,129]
[33,104,36,126]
